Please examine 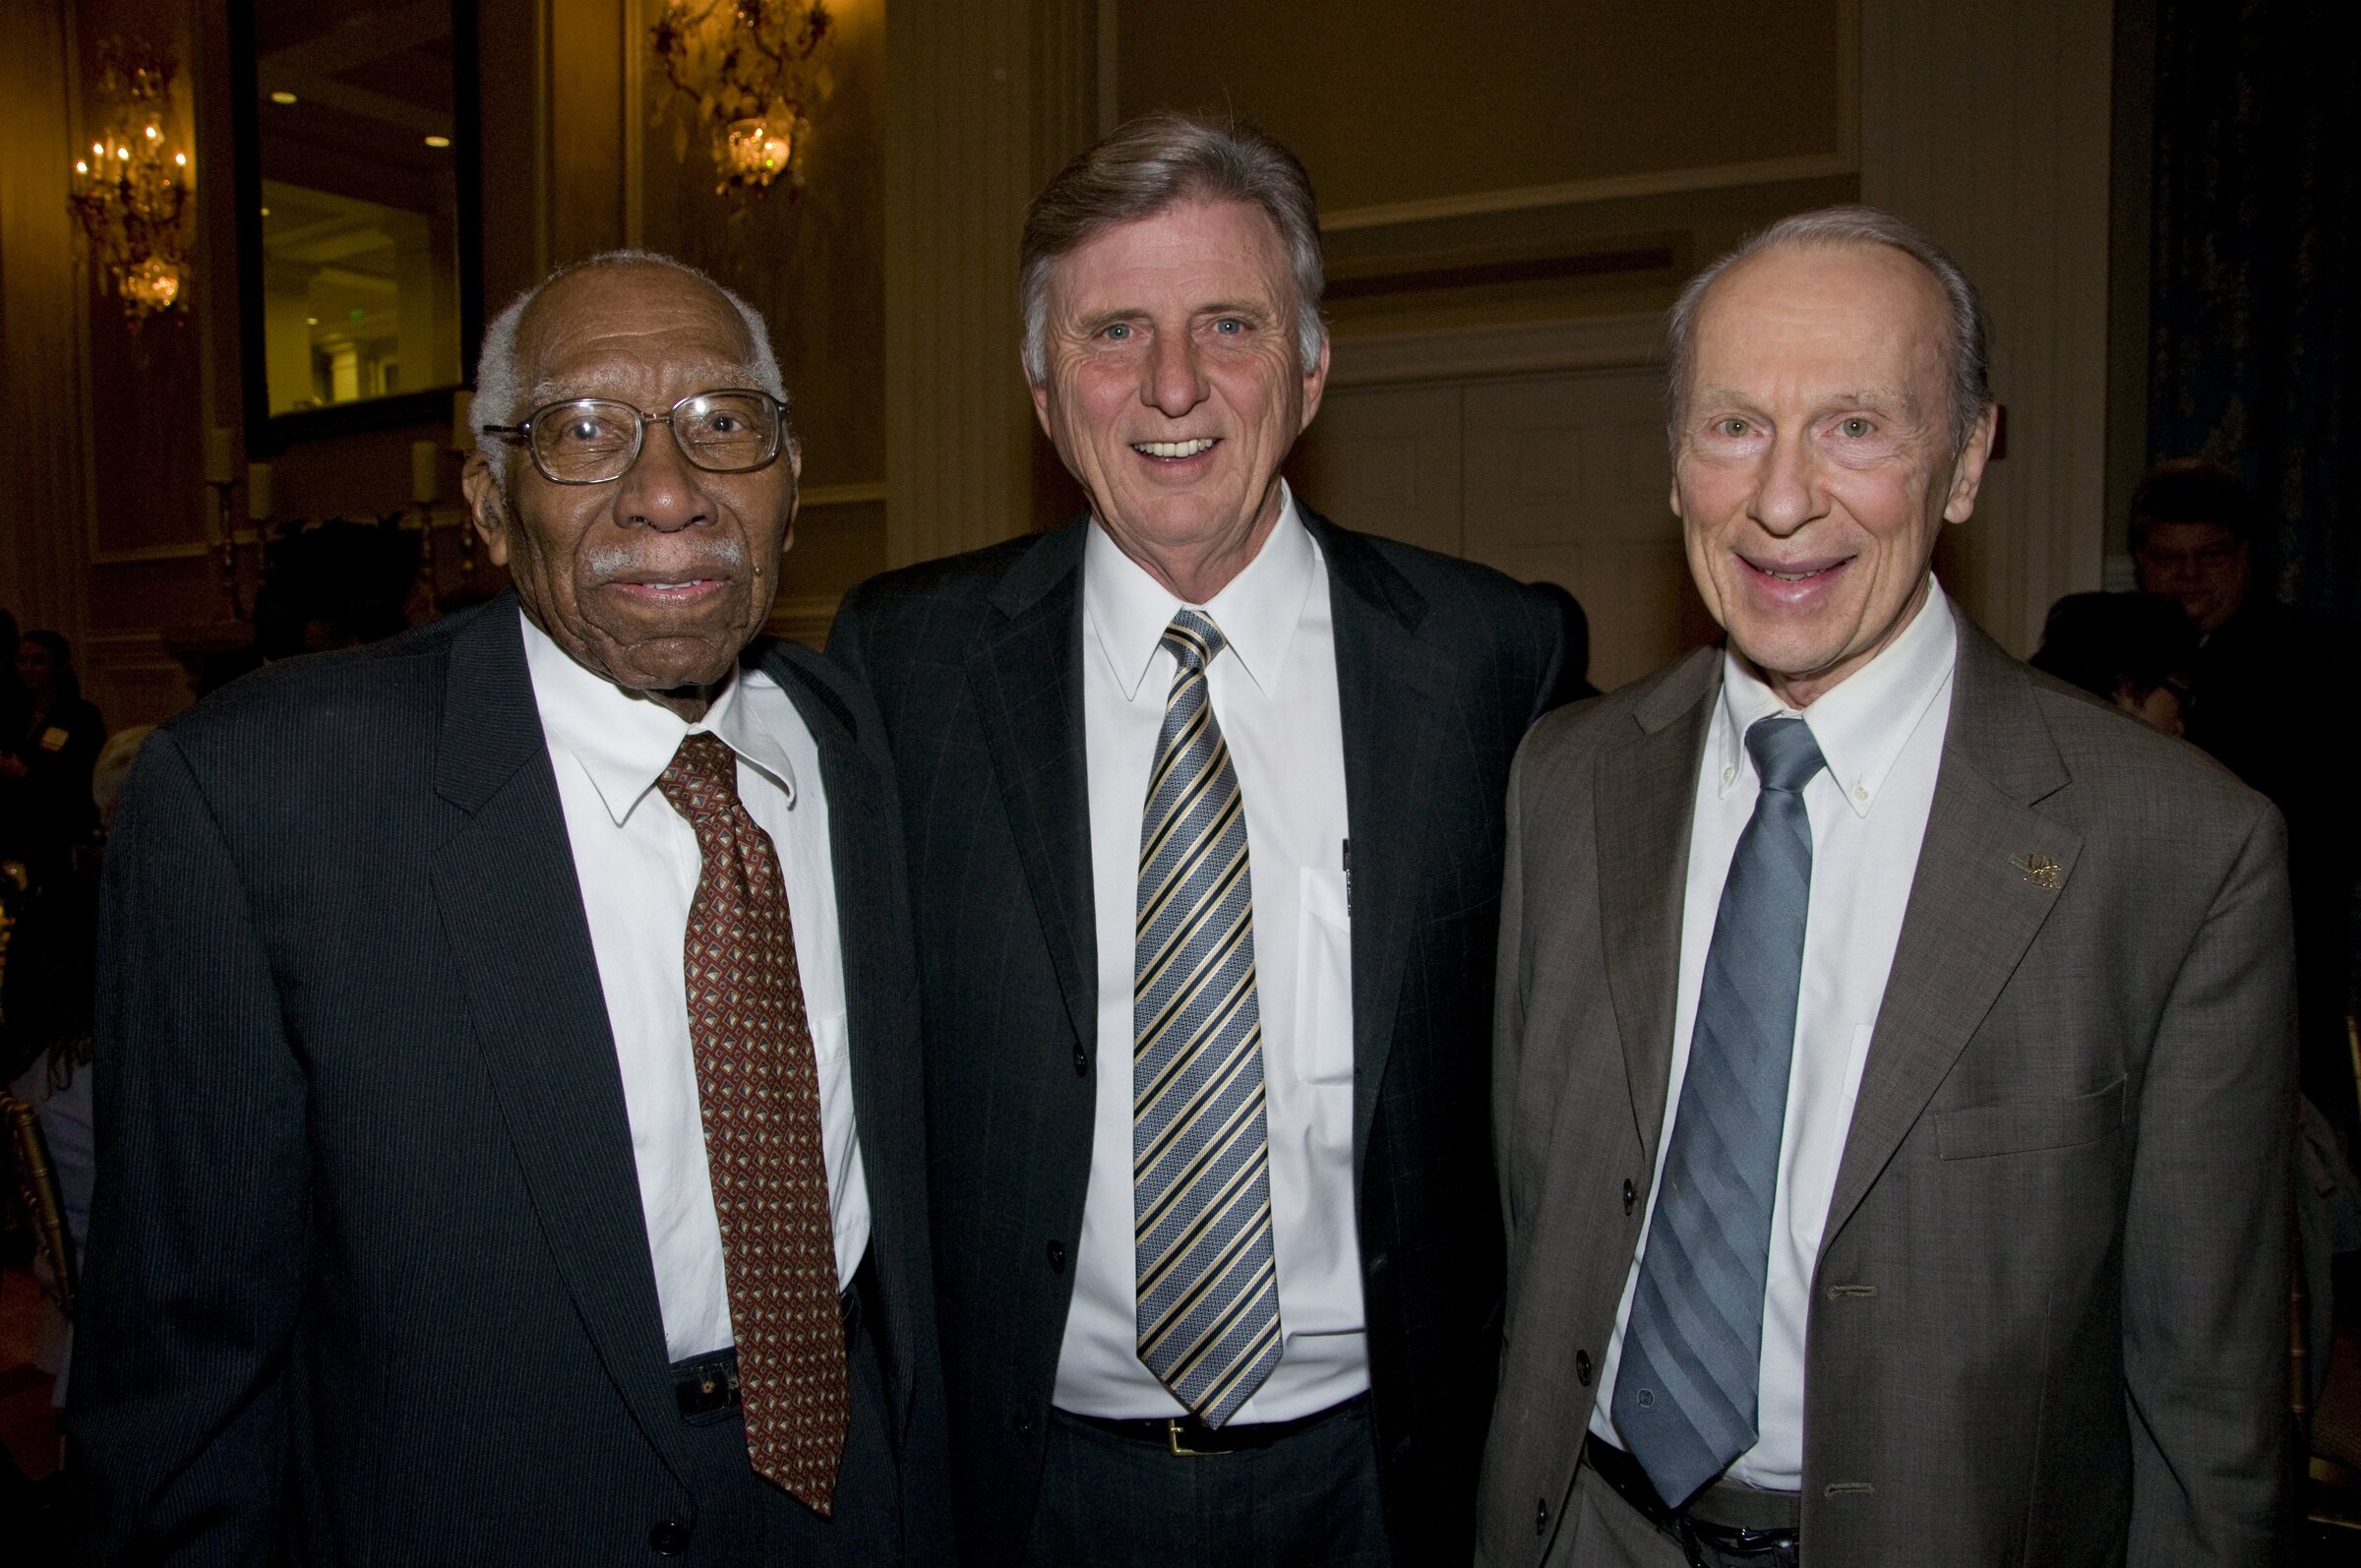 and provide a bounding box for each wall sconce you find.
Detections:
[68,46,194,322]
[652,0,834,200]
